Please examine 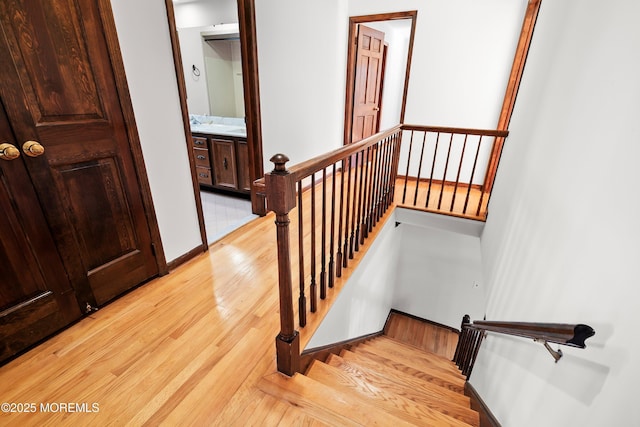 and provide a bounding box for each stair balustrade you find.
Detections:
[398,125,508,220]
[262,123,509,376]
